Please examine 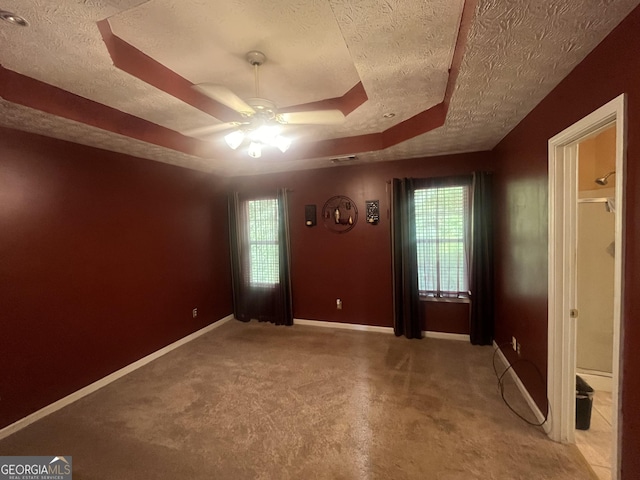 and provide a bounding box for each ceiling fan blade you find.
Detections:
[192,83,255,116]
[182,122,242,138]
[278,109,345,125]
